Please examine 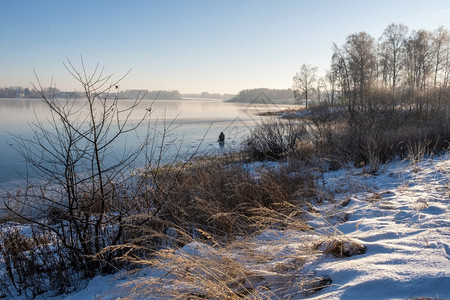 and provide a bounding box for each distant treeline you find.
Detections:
[227,88,295,103]
[117,90,182,100]
[182,92,235,100]
[0,87,183,100]
[0,87,236,100]
[0,86,43,98]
